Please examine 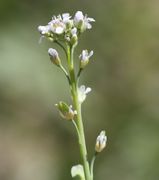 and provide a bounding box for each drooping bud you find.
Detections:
[95,131,107,153]
[55,101,77,120]
[48,48,61,66]
[79,50,93,69]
